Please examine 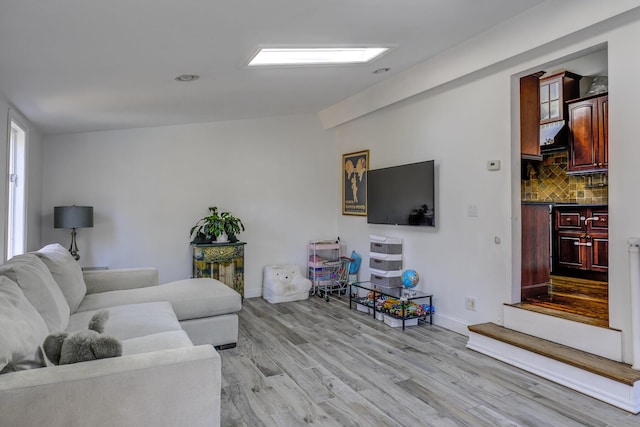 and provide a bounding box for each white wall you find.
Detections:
[41,114,338,297]
[335,9,640,364]
[336,73,513,335]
